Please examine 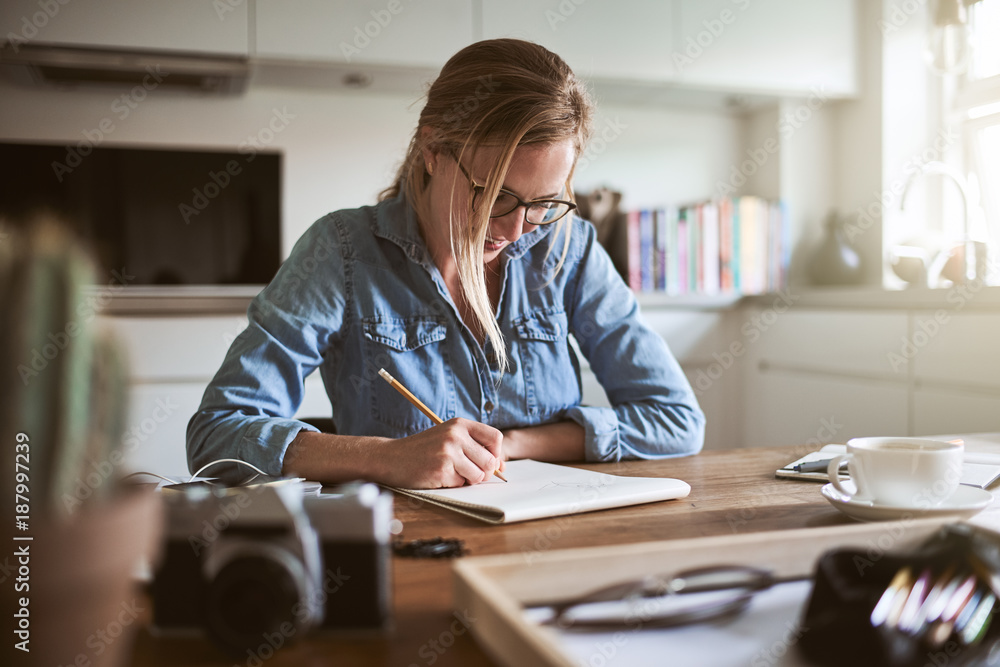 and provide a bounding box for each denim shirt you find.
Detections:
[187,192,704,480]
